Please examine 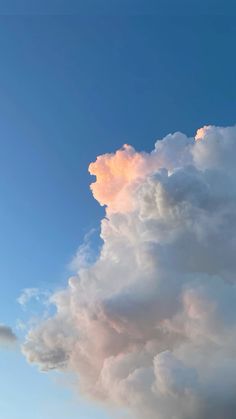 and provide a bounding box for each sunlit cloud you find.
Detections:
[22,125,236,419]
